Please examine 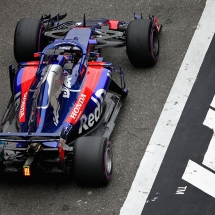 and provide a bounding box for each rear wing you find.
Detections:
[0,132,60,143]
